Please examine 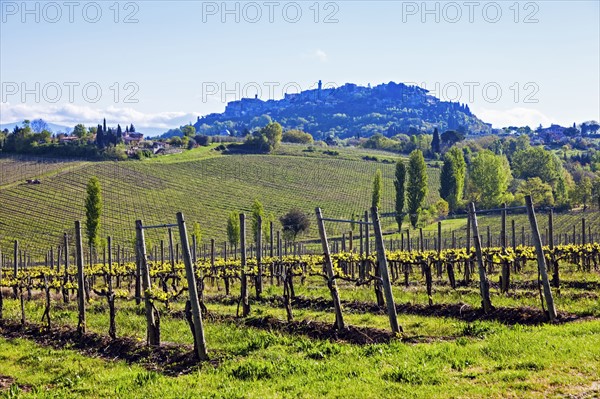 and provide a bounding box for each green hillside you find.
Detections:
[0,147,441,256]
